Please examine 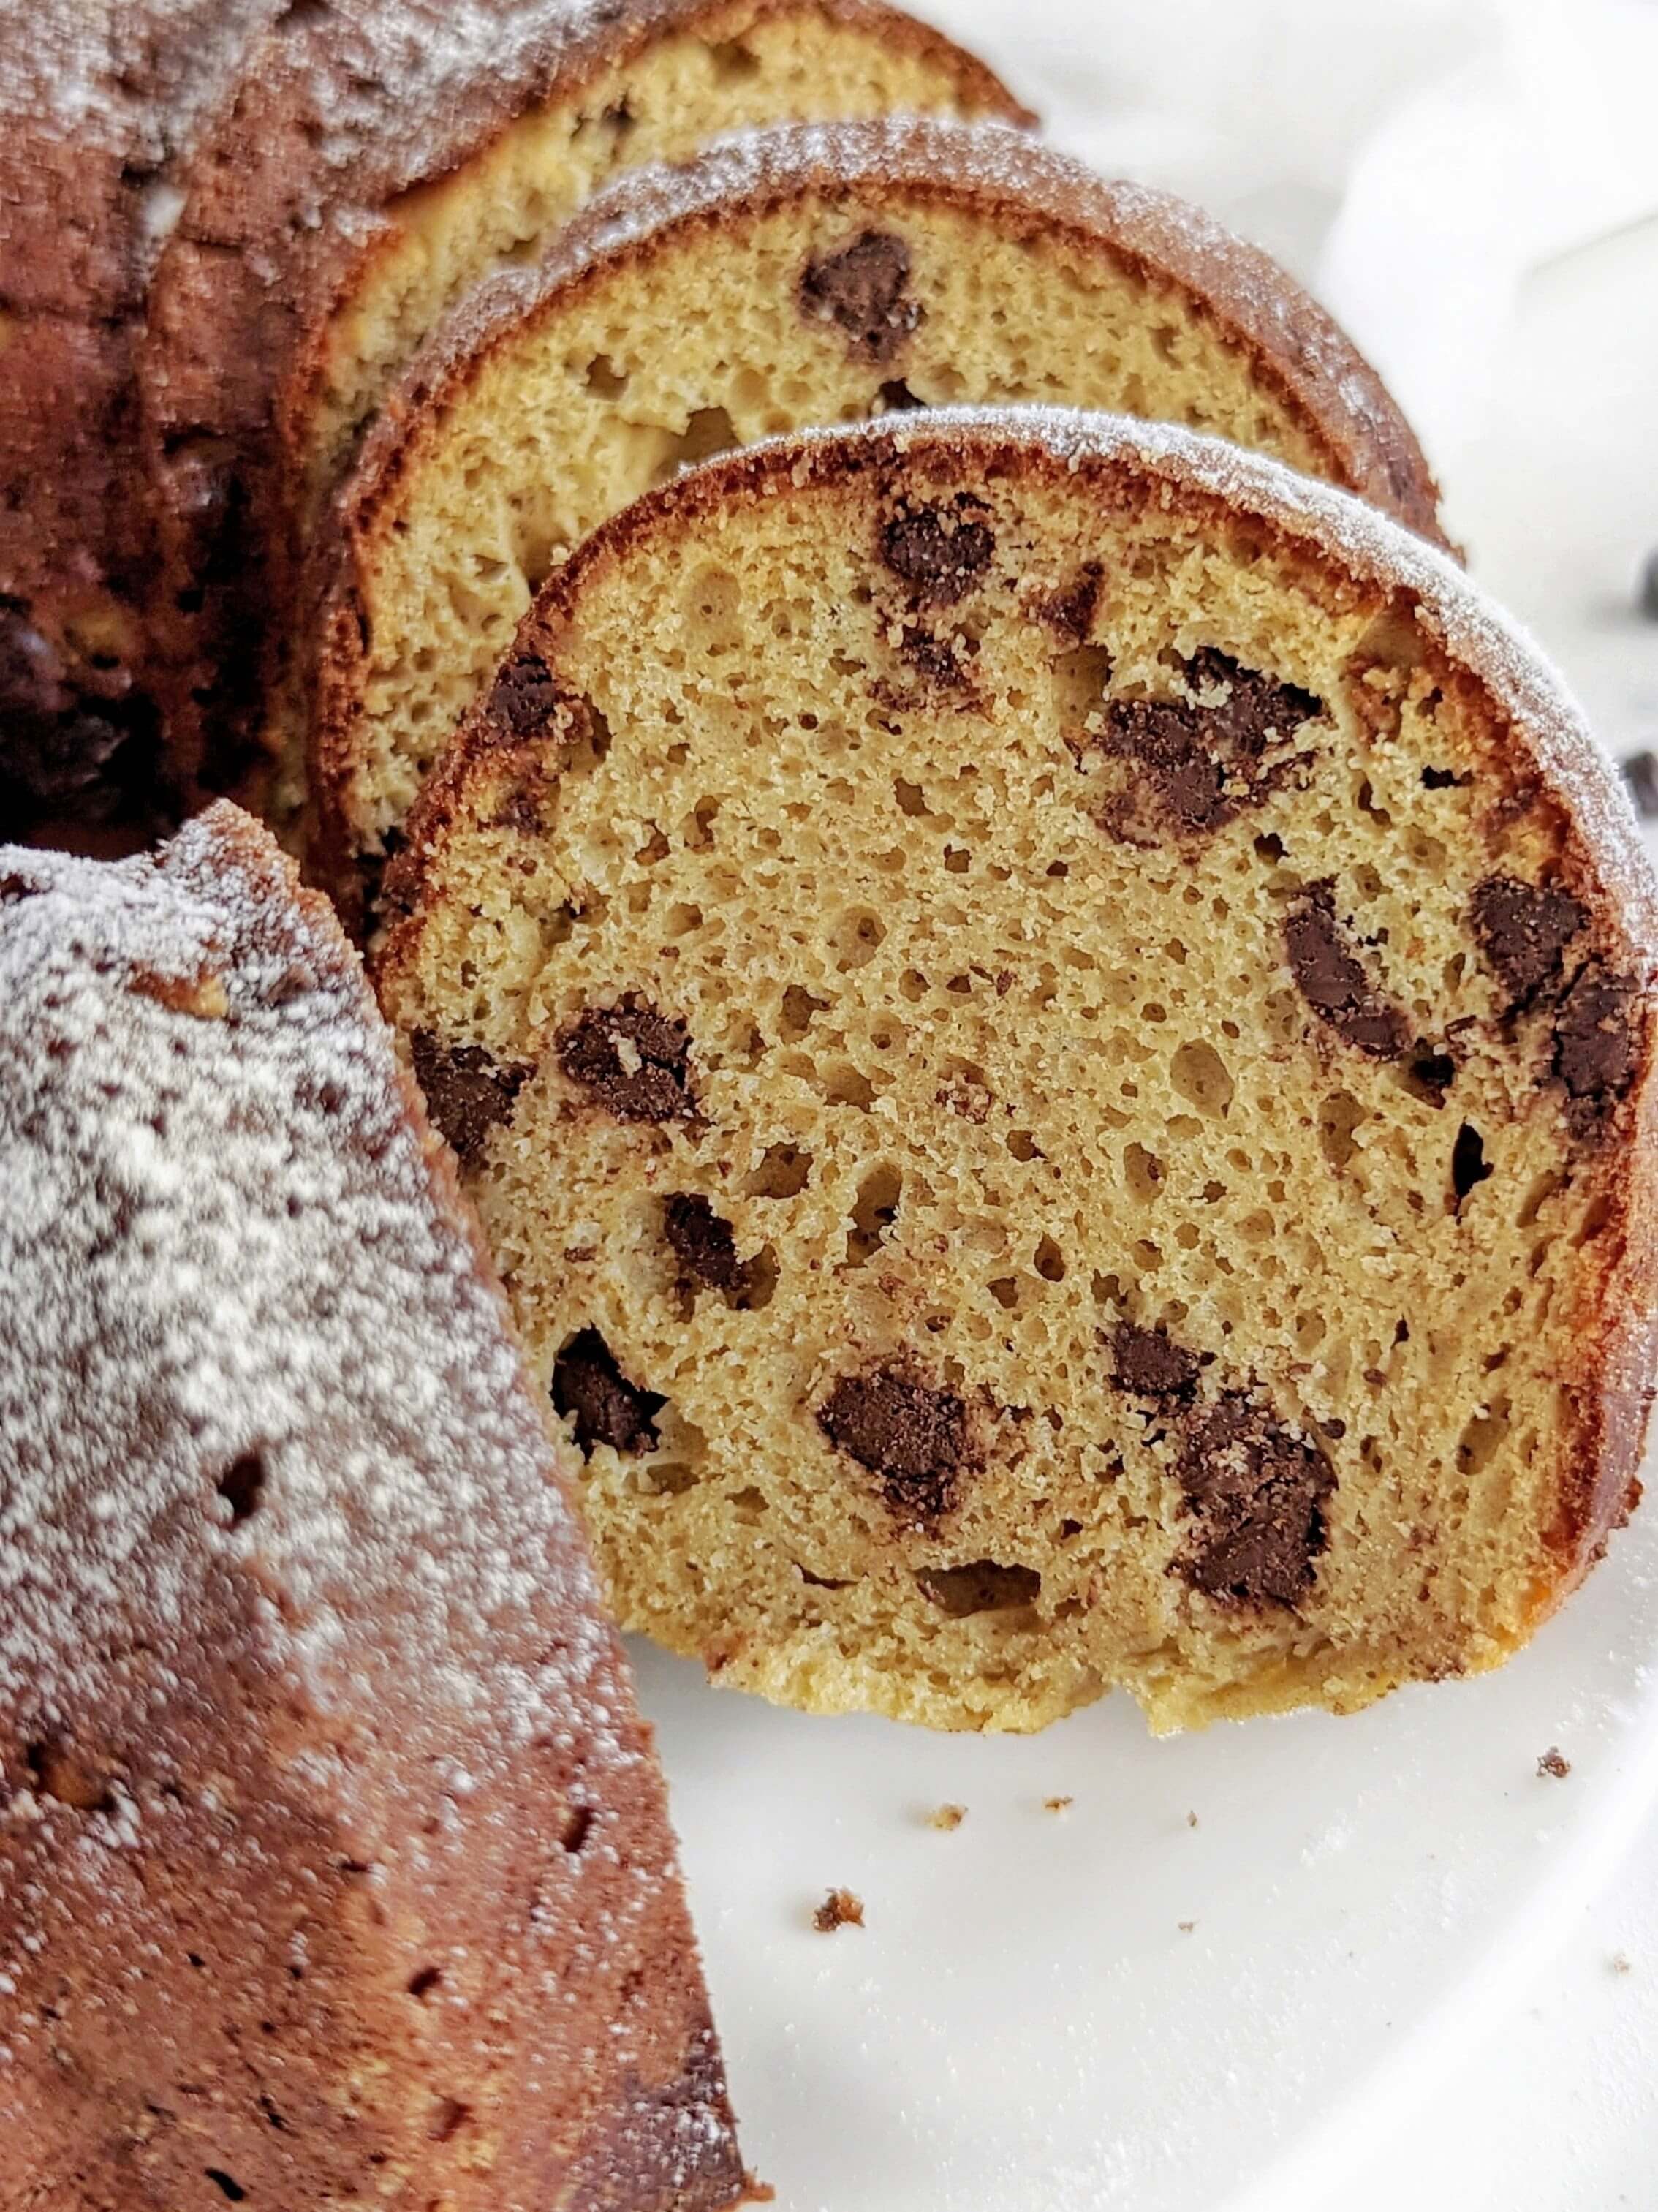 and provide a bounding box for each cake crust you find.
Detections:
[378,414,1657,1732]
[0,804,748,2206]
